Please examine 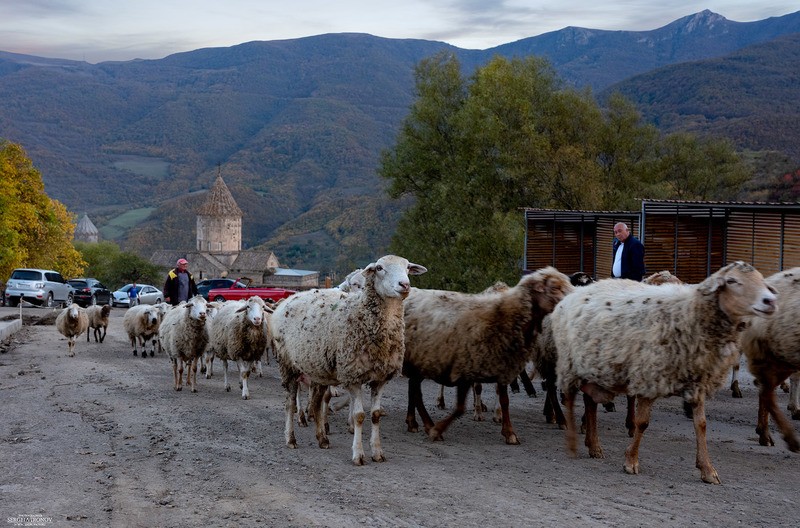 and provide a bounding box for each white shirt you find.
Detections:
[612,242,624,278]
